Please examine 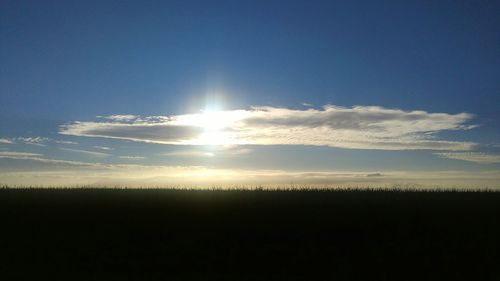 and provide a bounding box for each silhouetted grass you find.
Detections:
[0,188,499,280]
